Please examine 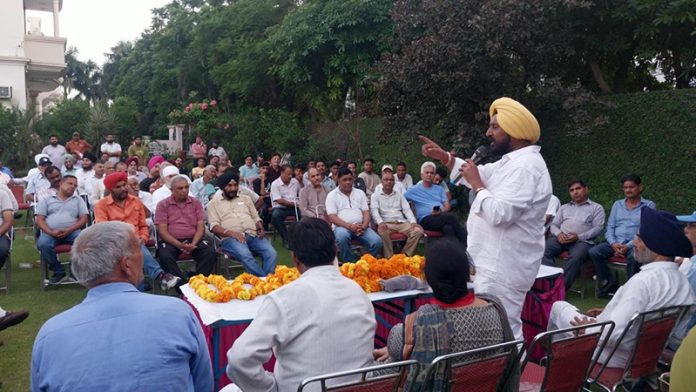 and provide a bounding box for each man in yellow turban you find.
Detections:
[419,97,552,341]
